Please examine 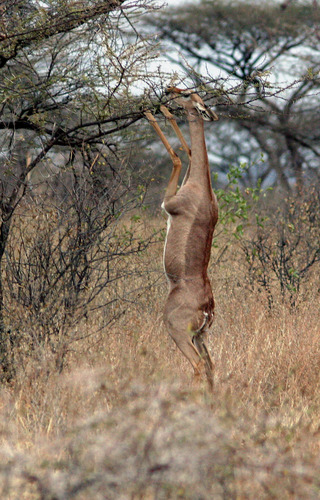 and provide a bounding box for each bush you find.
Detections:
[241,189,320,307]
[1,159,158,381]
